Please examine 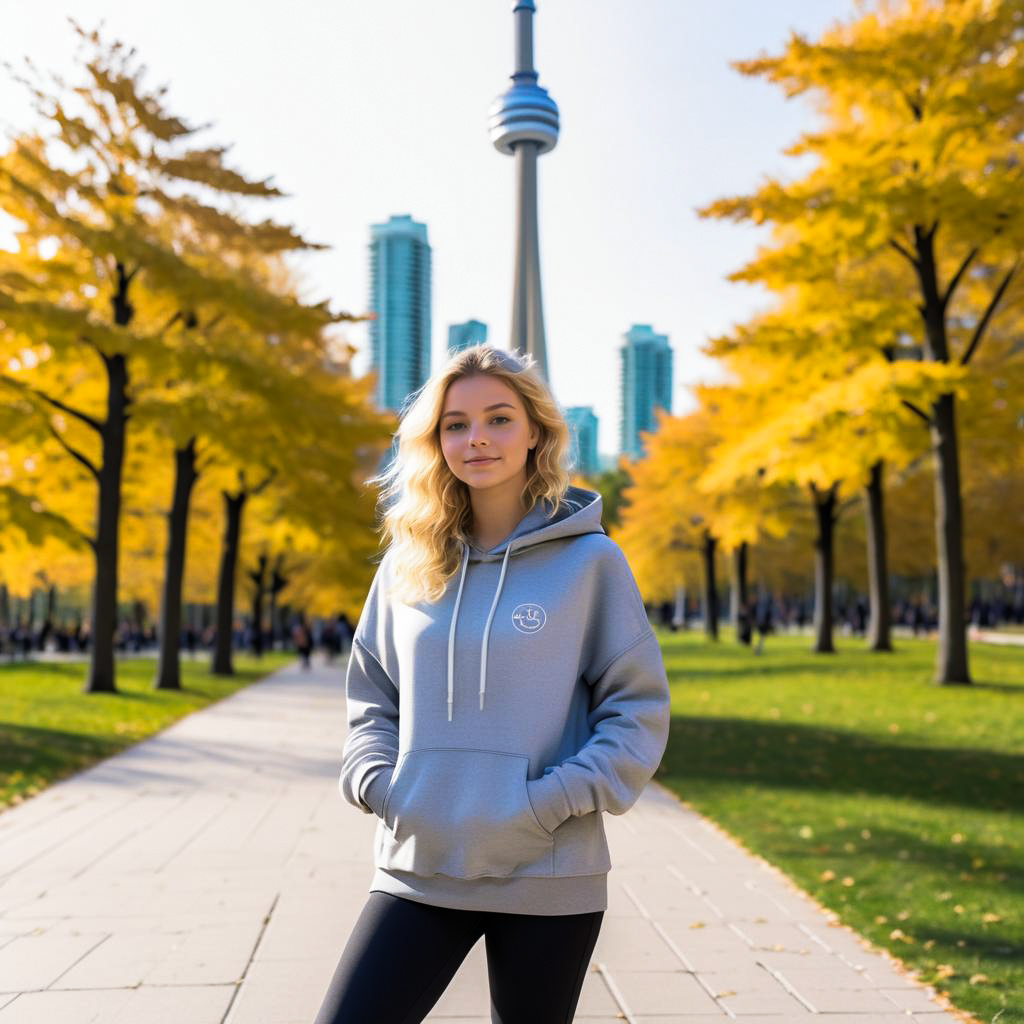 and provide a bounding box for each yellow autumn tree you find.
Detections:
[699,0,1024,682]
[616,398,792,643]
[0,23,376,692]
